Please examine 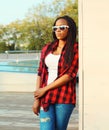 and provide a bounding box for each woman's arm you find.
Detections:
[32,75,41,115]
[33,44,50,115]
[46,74,72,91]
[35,75,41,90]
[34,74,72,99]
